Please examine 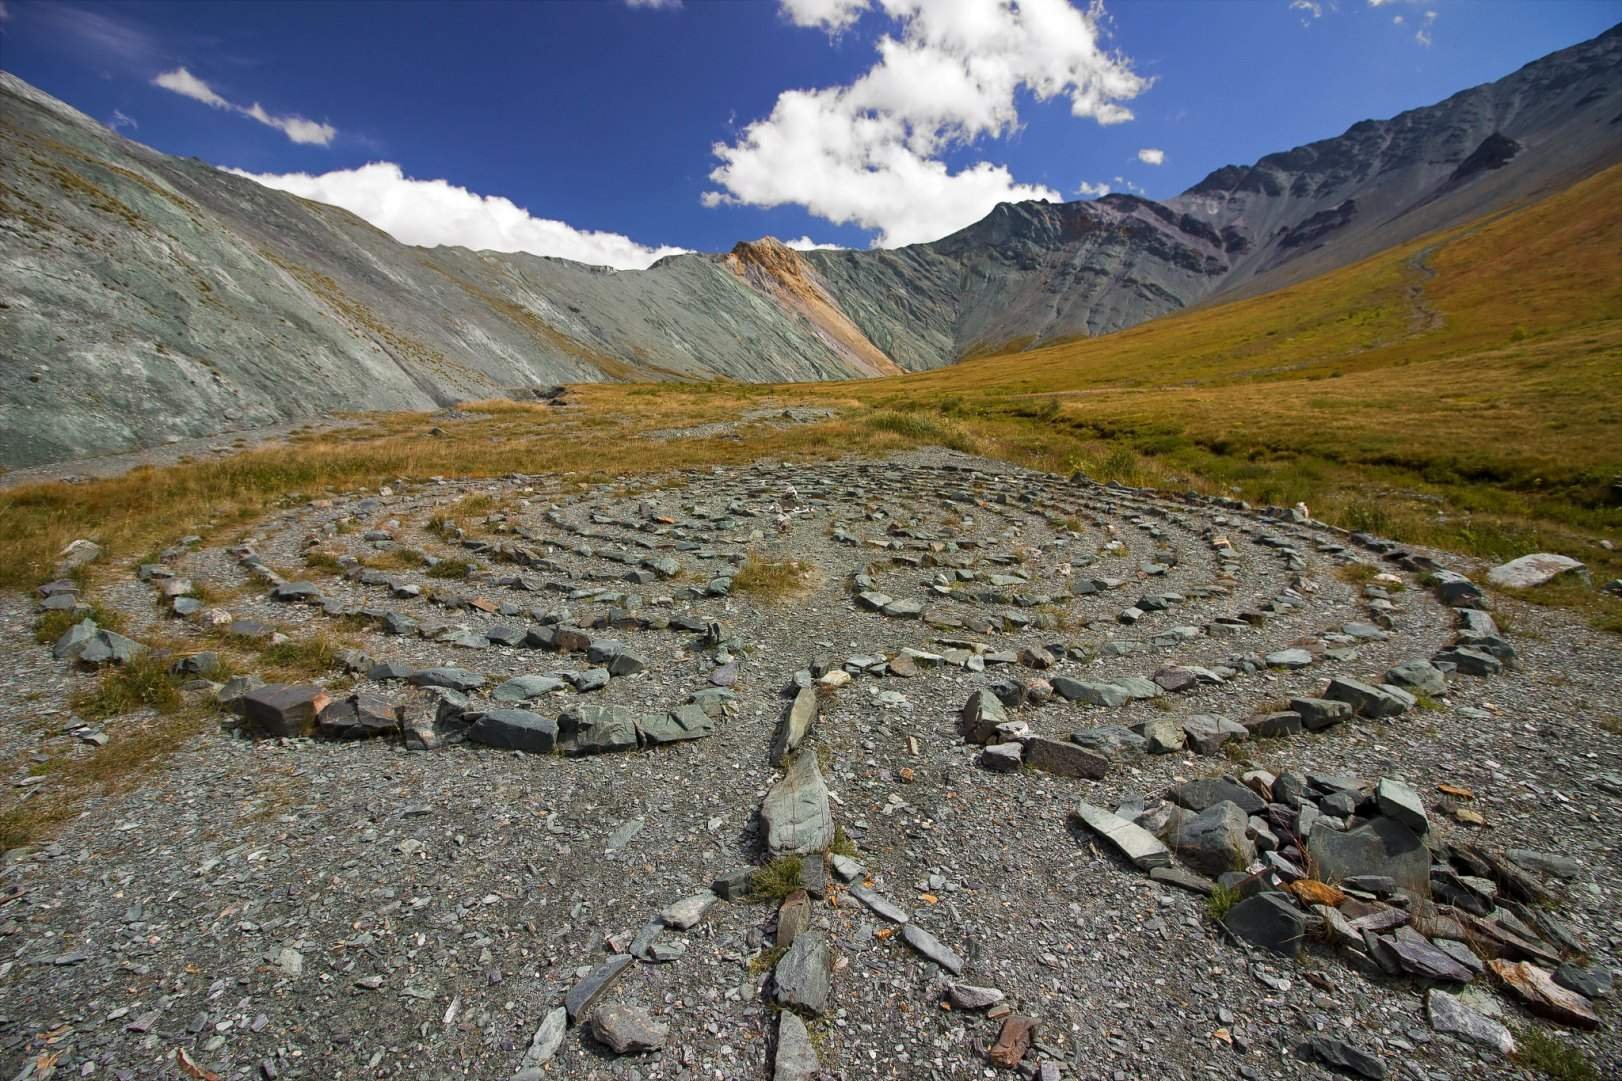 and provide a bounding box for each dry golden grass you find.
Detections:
[732,552,818,601]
